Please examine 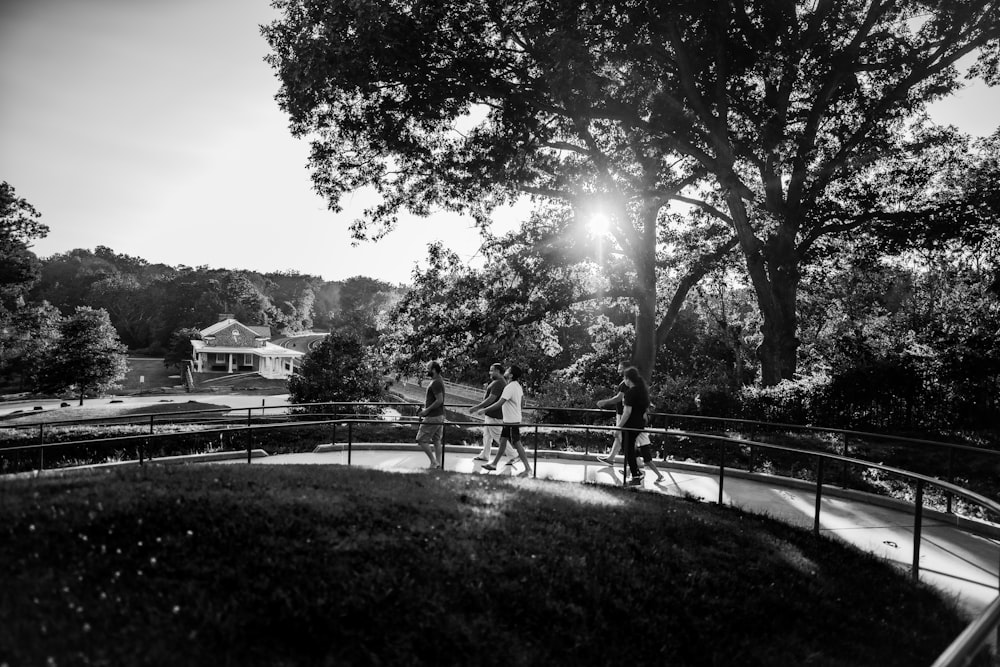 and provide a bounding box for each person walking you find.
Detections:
[595,360,629,465]
[619,366,650,486]
[473,364,533,477]
[635,420,666,483]
[468,363,507,463]
[415,360,446,468]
